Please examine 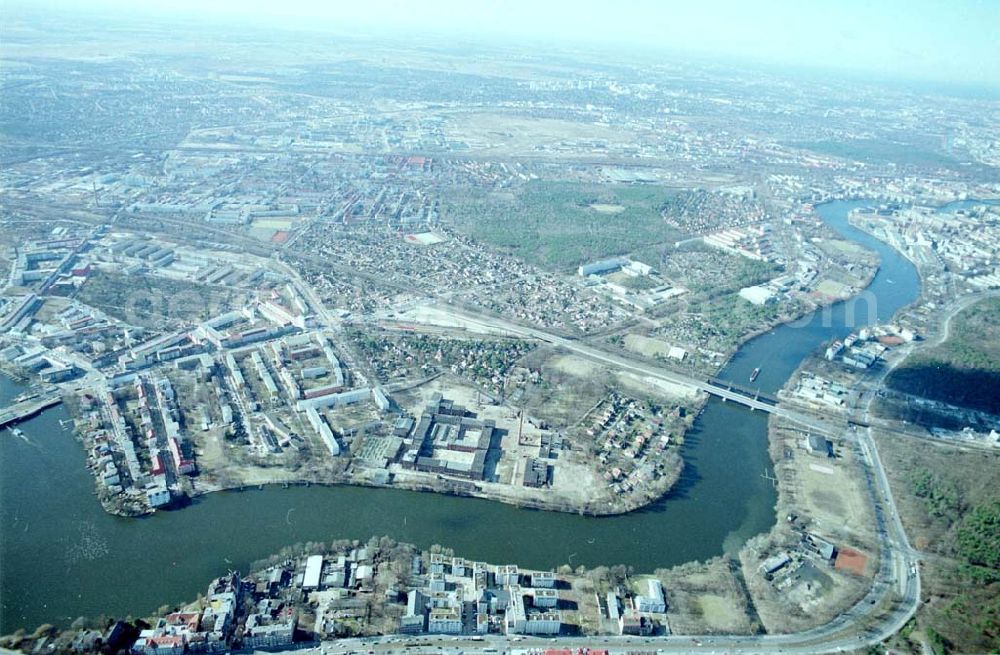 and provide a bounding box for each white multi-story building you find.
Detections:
[533,588,559,608]
[578,258,625,277]
[504,587,561,635]
[635,579,666,613]
[427,608,463,634]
